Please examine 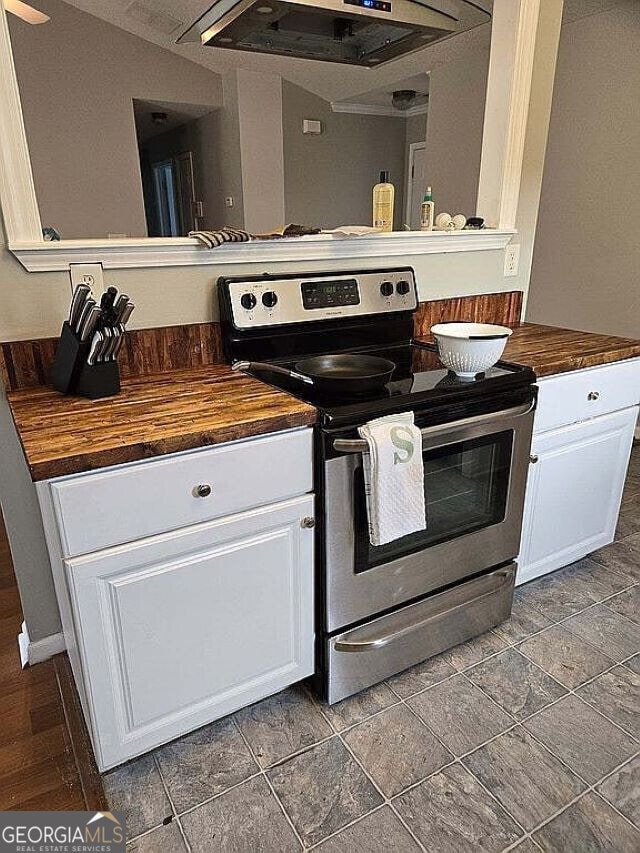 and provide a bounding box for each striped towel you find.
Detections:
[189,228,251,248]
